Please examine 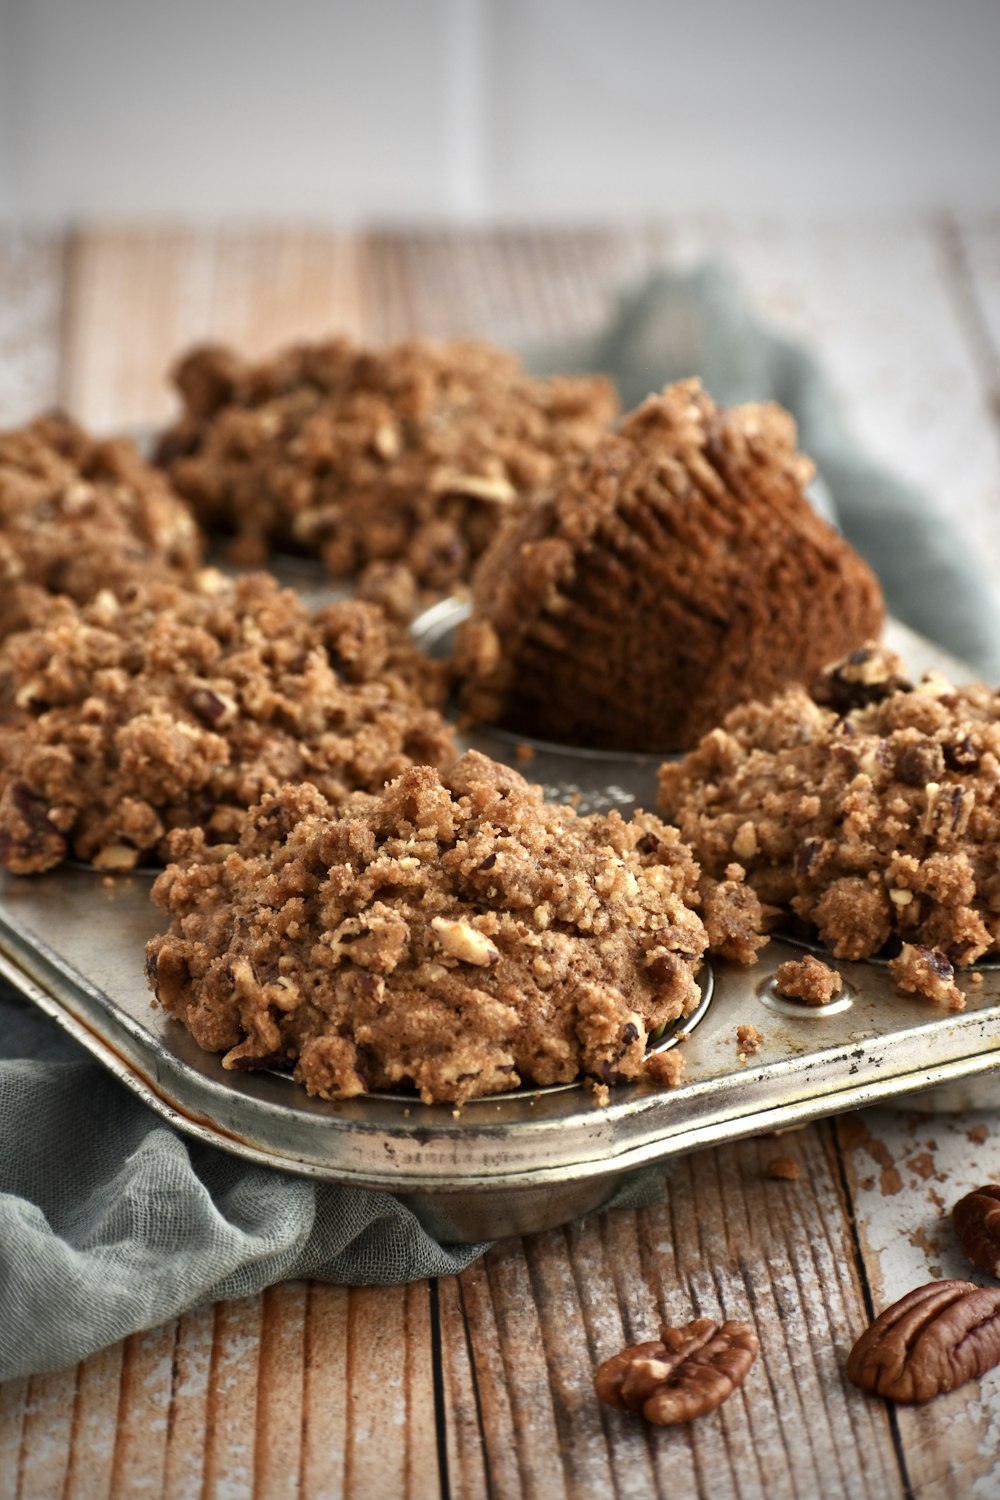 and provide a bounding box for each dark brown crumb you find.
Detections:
[644,1049,686,1088]
[736,1024,765,1057]
[700,864,770,965]
[889,944,965,1012]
